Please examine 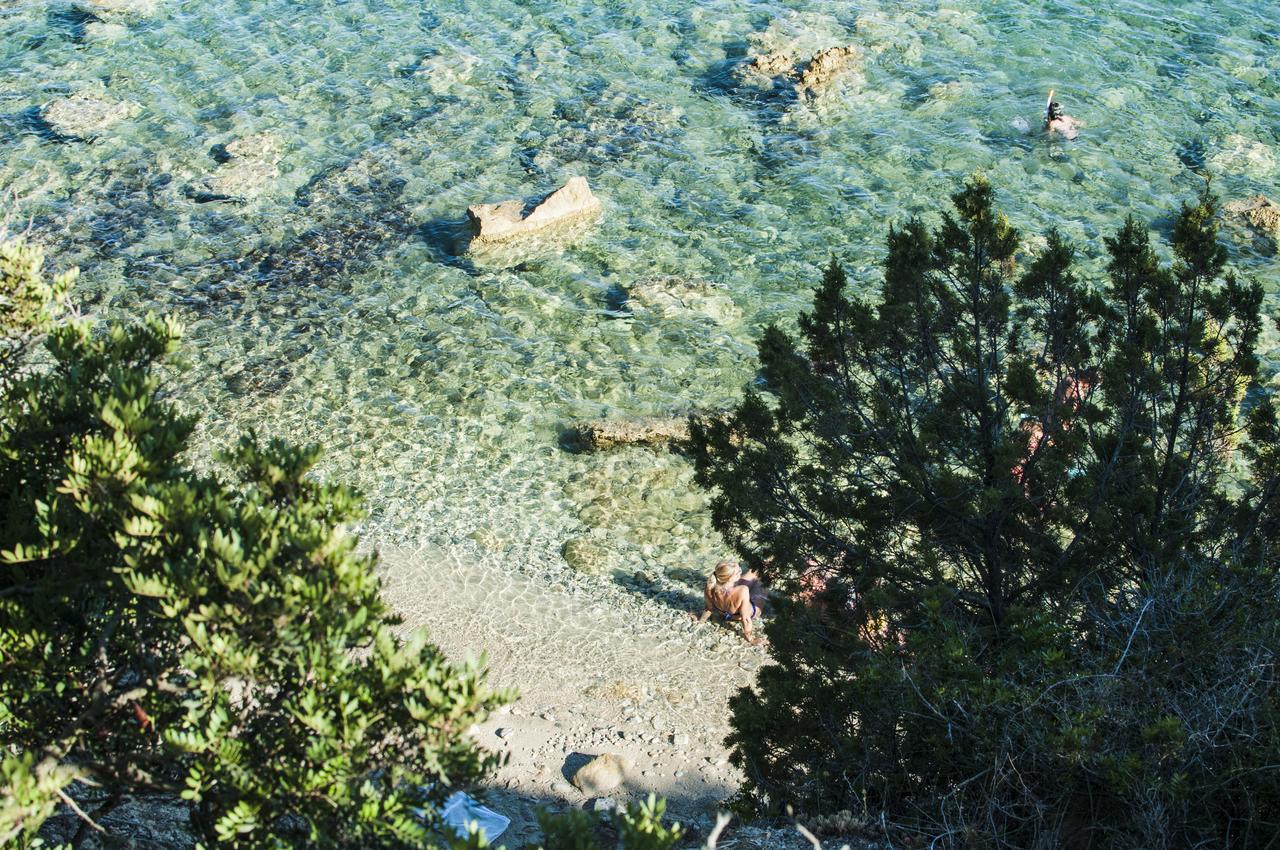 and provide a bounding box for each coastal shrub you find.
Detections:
[689,178,1280,847]
[538,796,684,850]
[0,234,511,849]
